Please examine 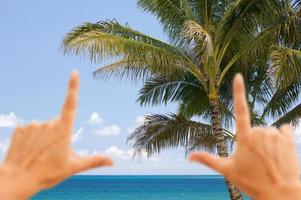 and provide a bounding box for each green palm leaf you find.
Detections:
[127,113,233,157]
[63,20,204,82]
[272,103,301,127]
[271,46,301,88]
[261,81,301,120]
[137,0,194,44]
[182,20,214,58]
[216,0,280,51]
[137,72,203,106]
